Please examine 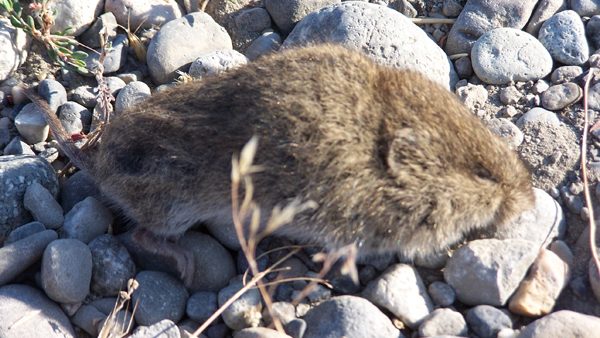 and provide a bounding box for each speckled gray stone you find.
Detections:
[587,15,600,51]
[524,0,567,36]
[23,181,64,229]
[0,284,75,337]
[571,0,600,16]
[418,308,468,337]
[517,310,600,338]
[38,79,67,113]
[245,31,282,61]
[303,295,401,338]
[538,10,589,65]
[218,279,263,330]
[58,101,91,134]
[188,50,248,79]
[466,305,513,338]
[3,137,34,155]
[516,107,560,127]
[550,66,583,84]
[132,270,189,326]
[89,234,136,297]
[41,238,93,303]
[130,319,180,338]
[471,28,553,85]
[186,291,218,323]
[4,221,45,244]
[0,155,58,238]
[428,281,456,307]
[60,171,99,213]
[62,196,113,244]
[541,83,582,110]
[265,0,340,34]
[235,327,291,338]
[283,1,458,89]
